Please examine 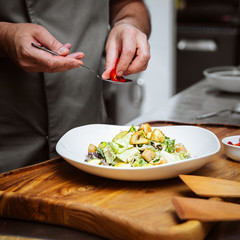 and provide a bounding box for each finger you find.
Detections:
[48,58,81,72]
[28,48,81,72]
[45,56,81,73]
[116,34,136,77]
[68,51,85,60]
[125,38,150,74]
[102,41,119,79]
[34,26,70,56]
[63,43,72,50]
